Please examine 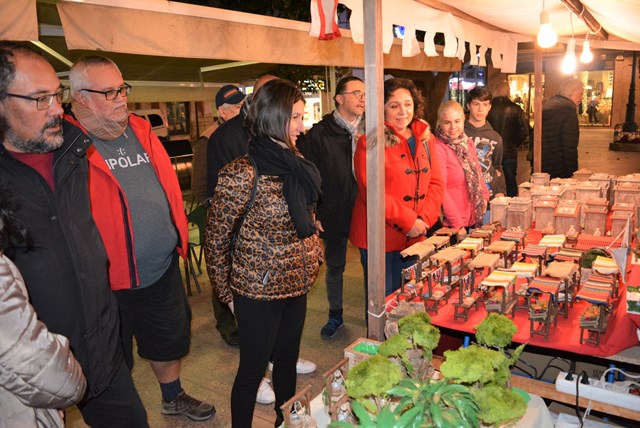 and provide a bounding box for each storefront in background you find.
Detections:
[447,64,487,108]
[576,70,614,127]
[507,68,613,128]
